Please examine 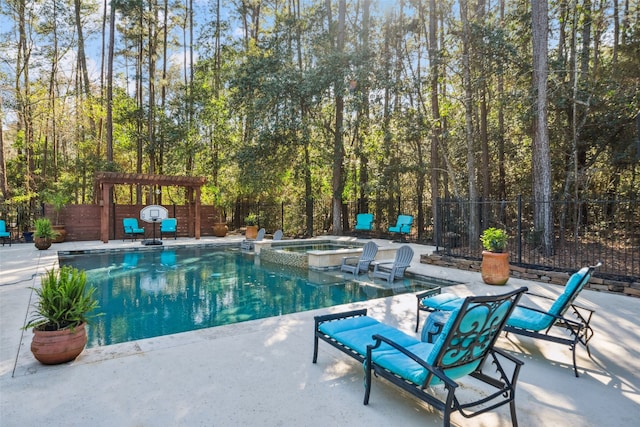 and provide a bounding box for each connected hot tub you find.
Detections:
[258,239,397,270]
